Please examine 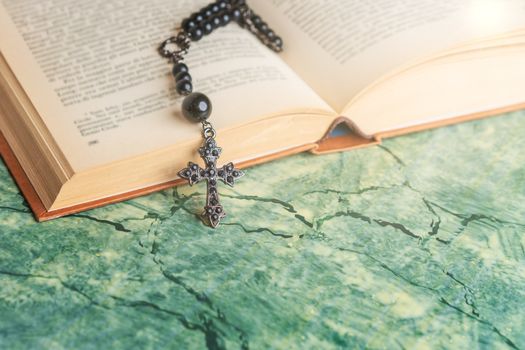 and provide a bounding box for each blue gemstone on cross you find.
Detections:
[178,138,244,228]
